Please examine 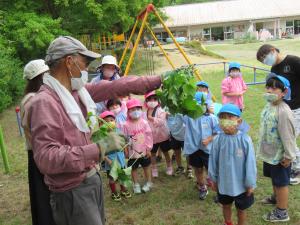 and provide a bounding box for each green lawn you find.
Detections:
[1,39,300,225]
